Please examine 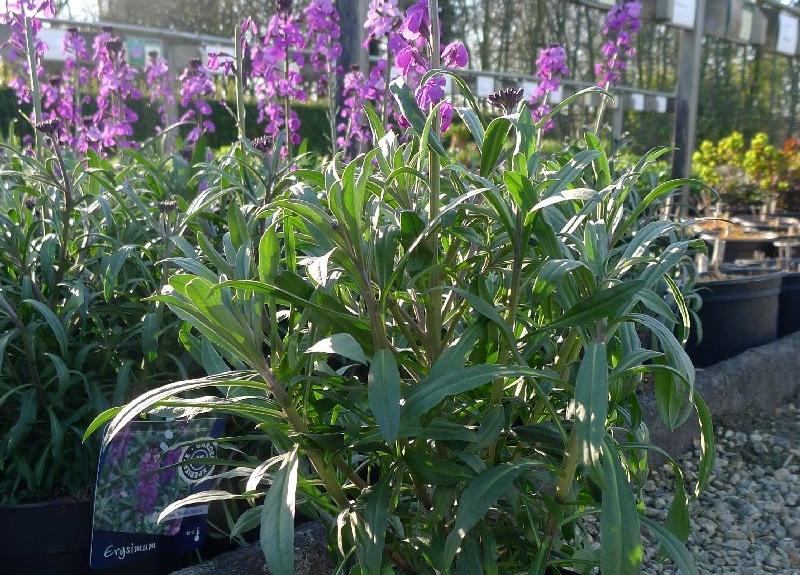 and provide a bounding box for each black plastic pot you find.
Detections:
[0,499,92,575]
[686,272,783,367]
[0,499,192,575]
[779,272,800,337]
